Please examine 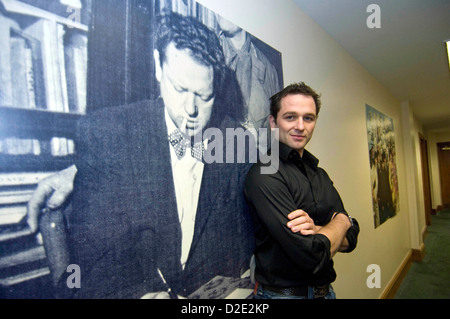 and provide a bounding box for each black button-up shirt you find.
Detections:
[244,142,359,288]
